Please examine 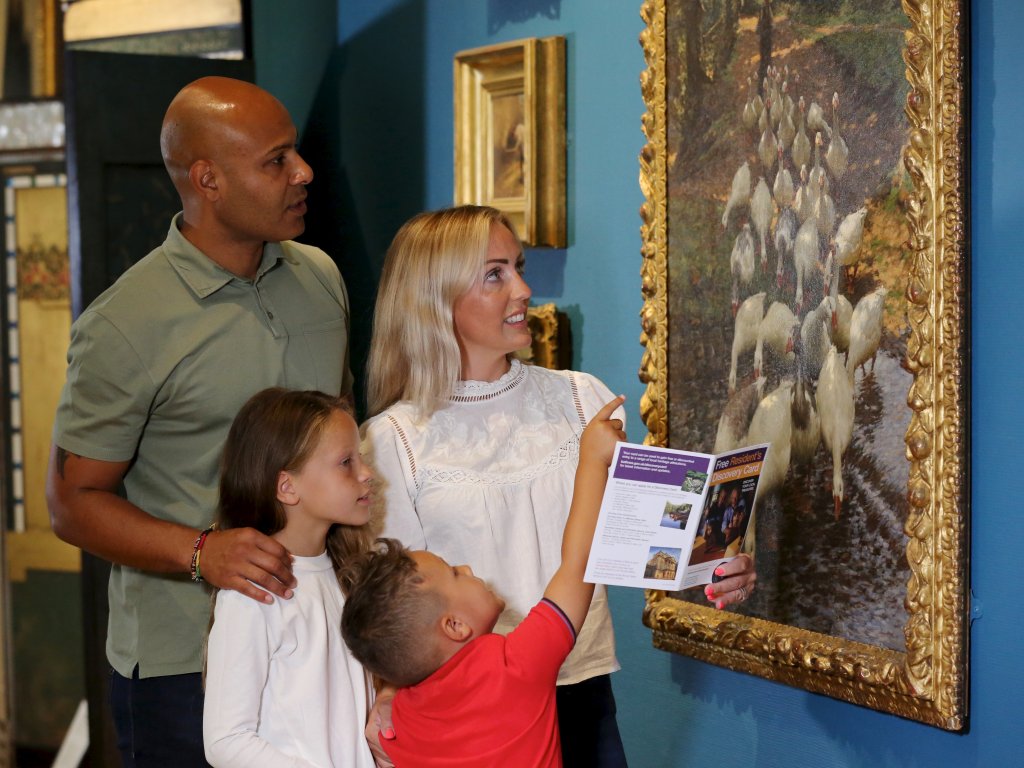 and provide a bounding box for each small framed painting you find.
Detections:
[454,36,566,247]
